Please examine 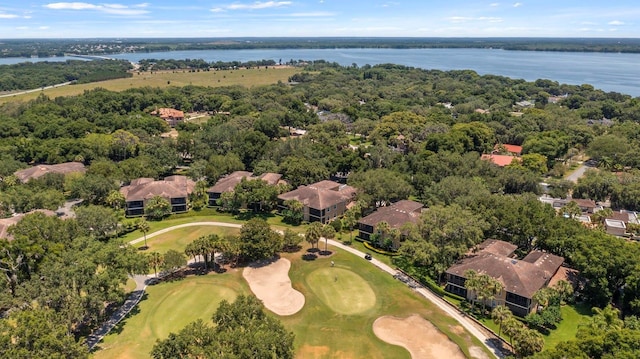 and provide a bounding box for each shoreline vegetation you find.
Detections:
[3,37,640,59]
